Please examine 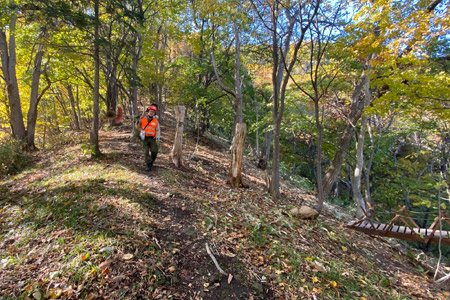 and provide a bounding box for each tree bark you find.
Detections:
[0,14,26,141]
[322,74,368,198]
[229,123,247,188]
[353,115,369,218]
[26,42,47,150]
[67,84,80,130]
[314,100,325,212]
[76,85,82,129]
[233,21,243,125]
[171,106,186,167]
[90,0,101,156]
[130,34,142,139]
[258,129,272,170]
[353,68,372,218]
